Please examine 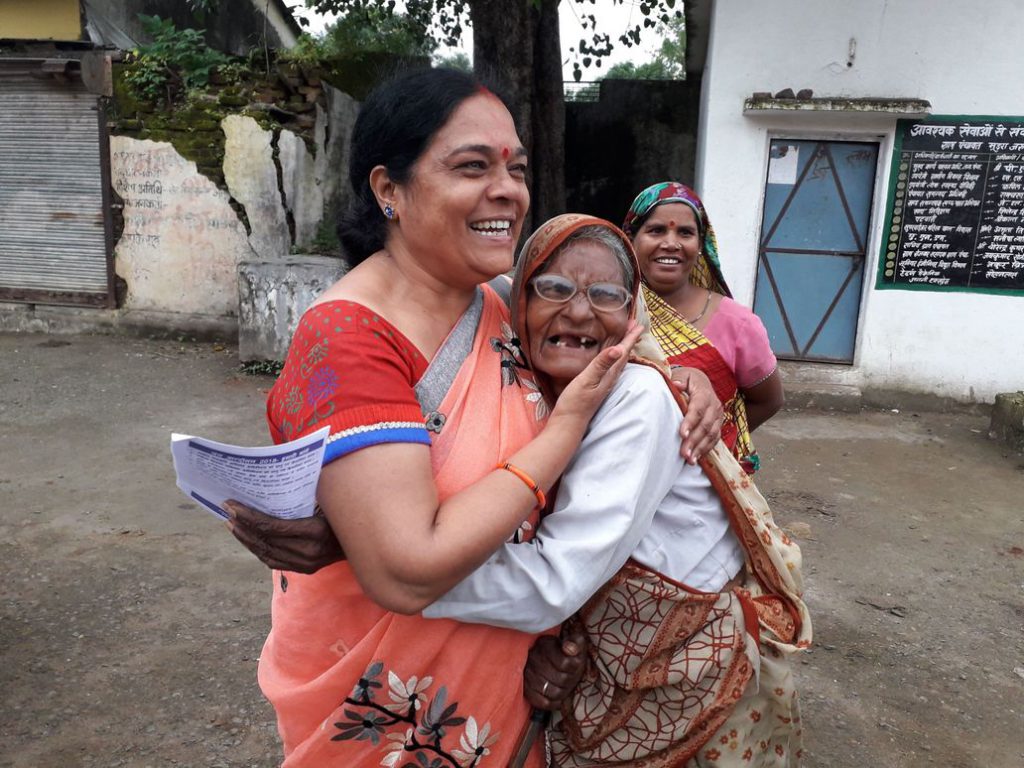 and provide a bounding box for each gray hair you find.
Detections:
[541,225,636,290]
